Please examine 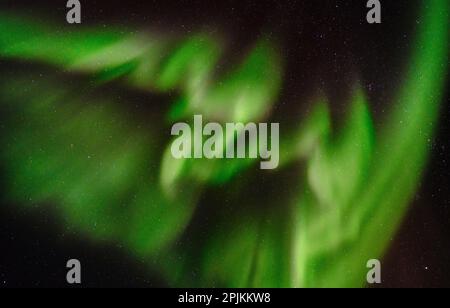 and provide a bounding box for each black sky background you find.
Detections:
[0,0,449,287]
